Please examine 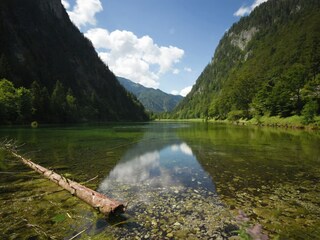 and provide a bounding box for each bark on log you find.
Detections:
[11,151,125,215]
